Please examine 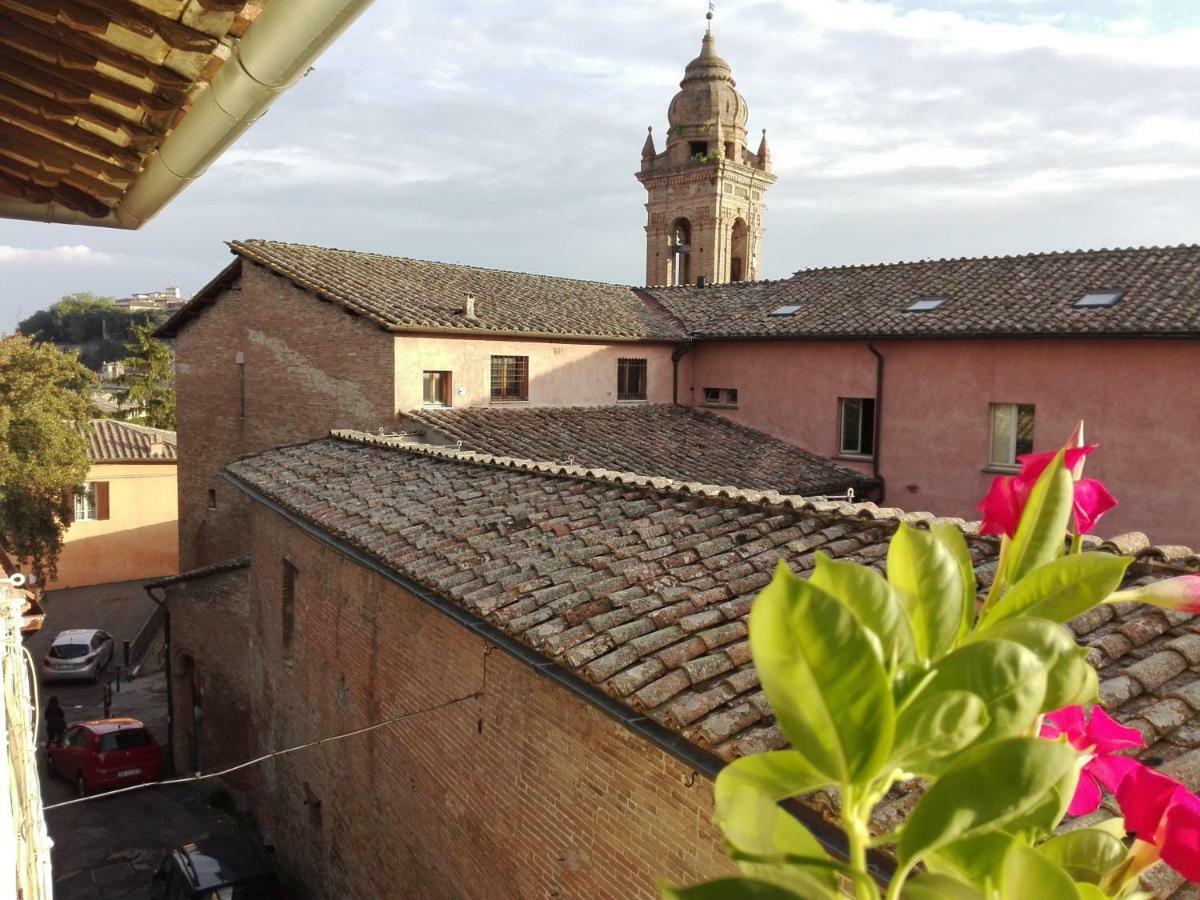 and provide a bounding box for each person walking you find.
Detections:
[44,696,65,747]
